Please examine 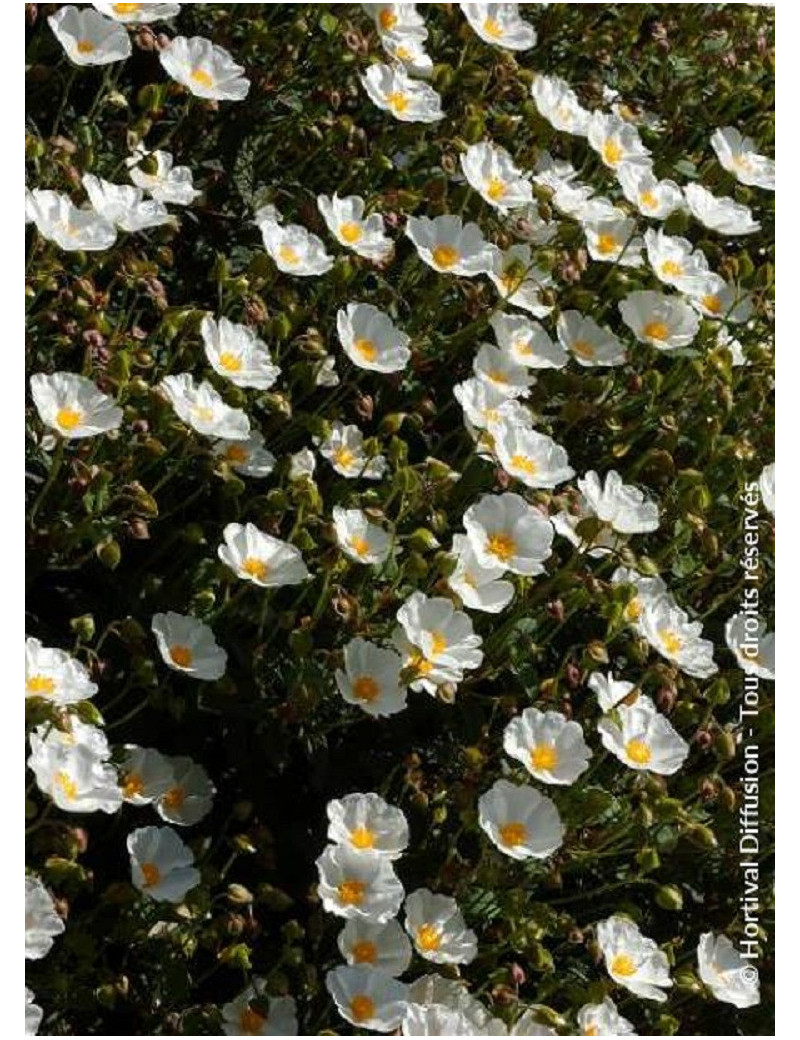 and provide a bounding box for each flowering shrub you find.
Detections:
[25,3,774,1036]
